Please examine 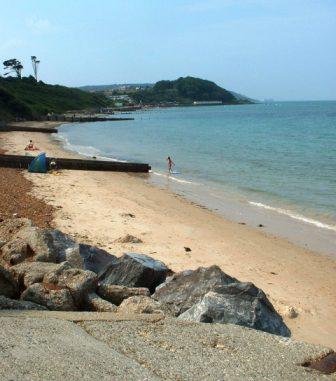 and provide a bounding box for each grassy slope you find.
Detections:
[0,76,109,121]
